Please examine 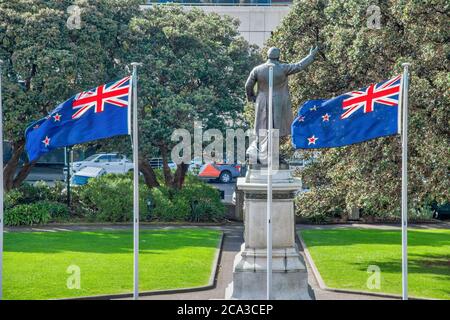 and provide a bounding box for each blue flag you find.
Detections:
[291,75,402,149]
[25,76,131,162]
